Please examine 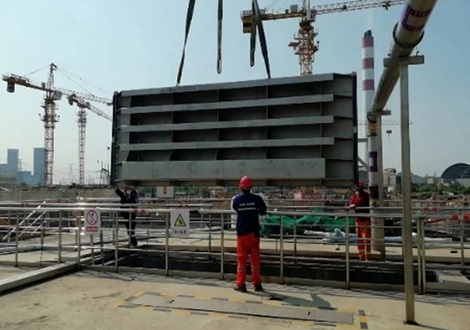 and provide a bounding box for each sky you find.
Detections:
[0,0,468,184]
